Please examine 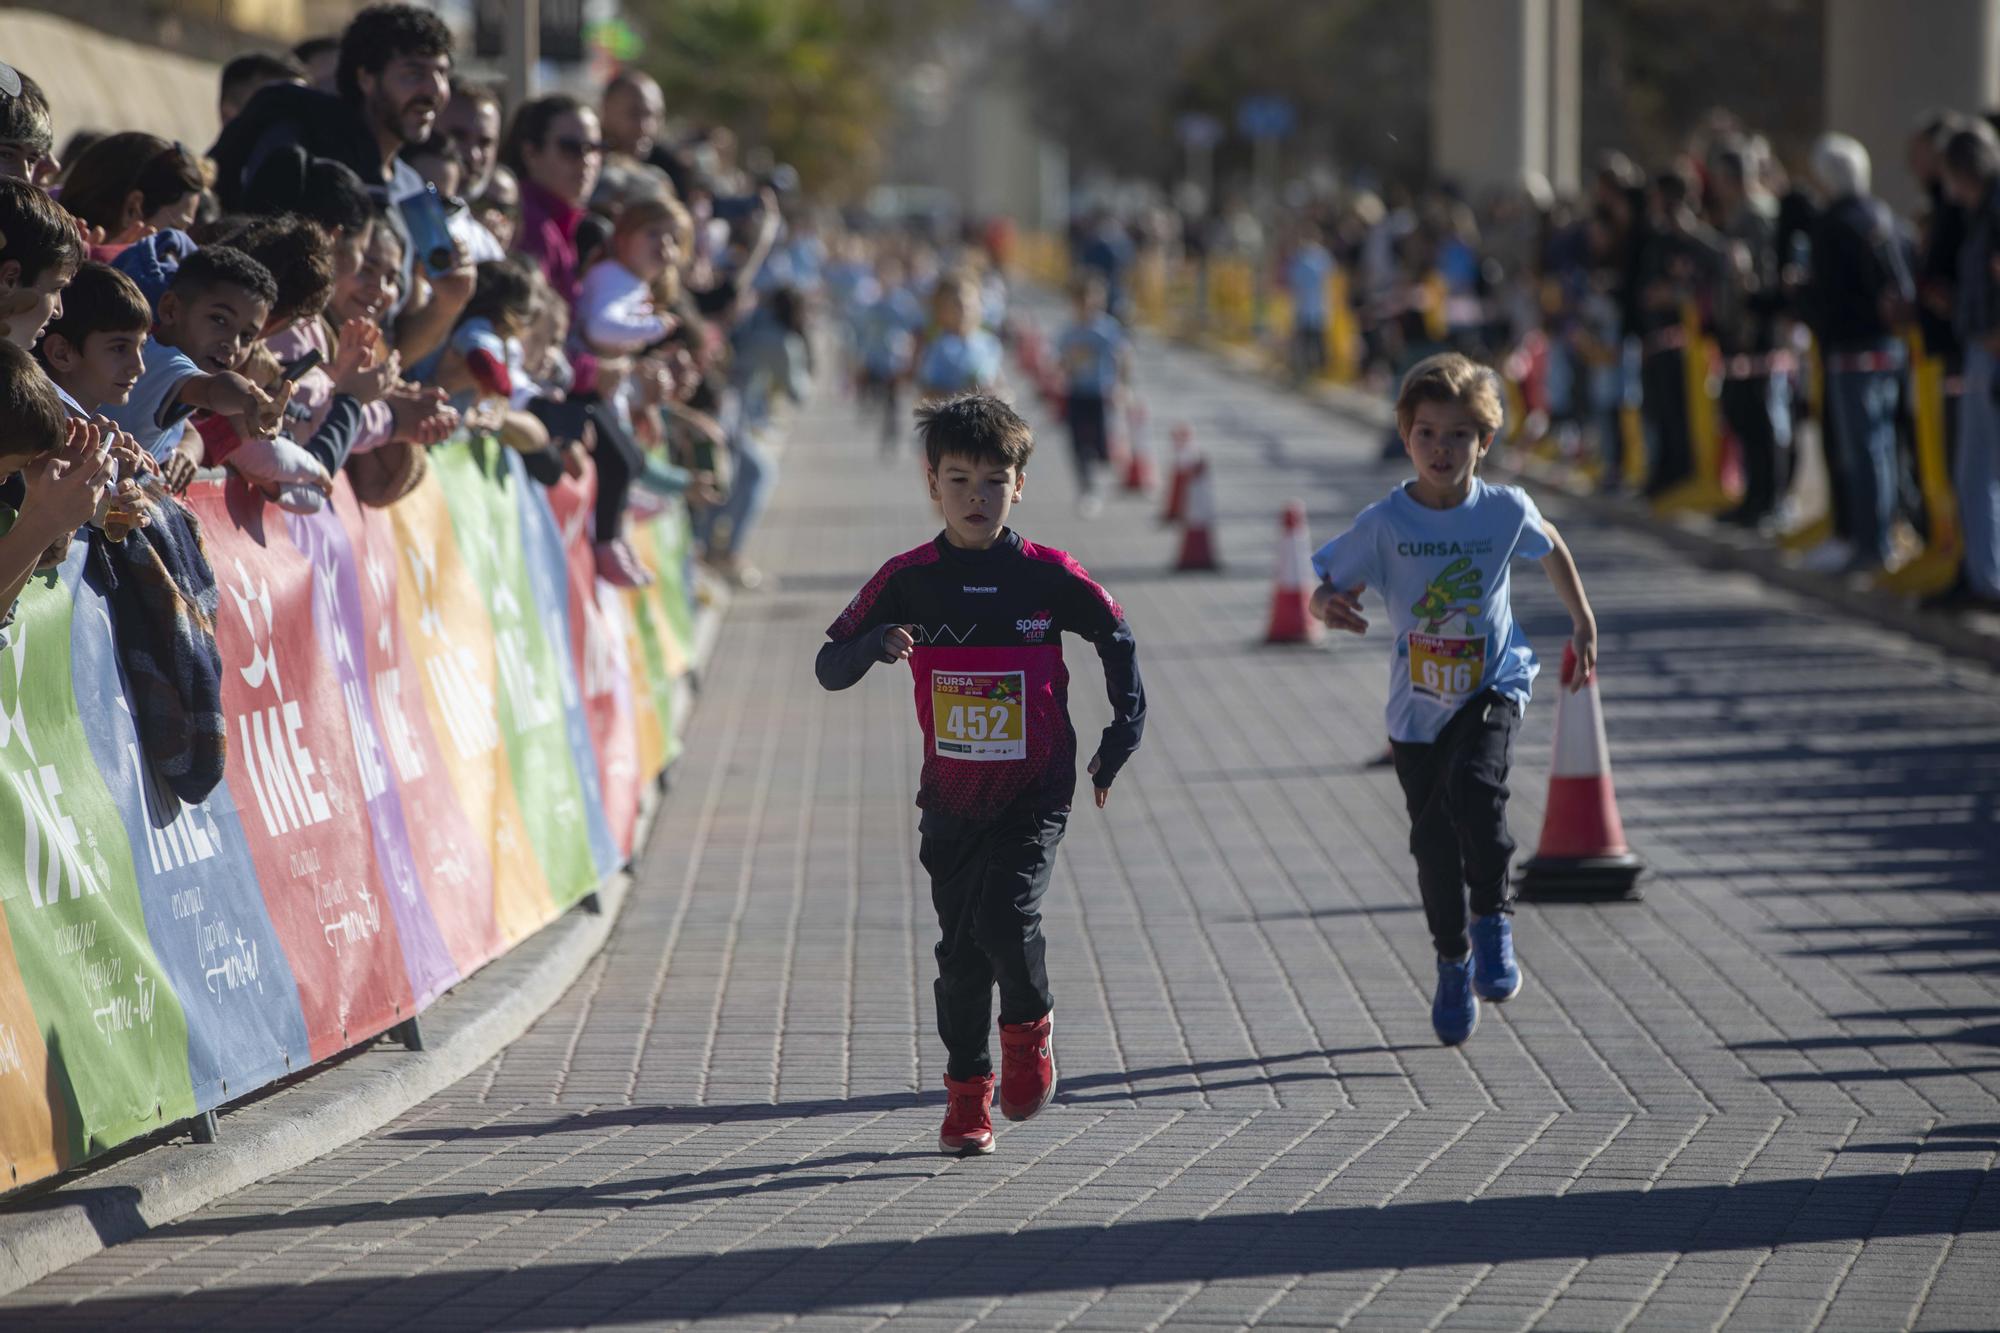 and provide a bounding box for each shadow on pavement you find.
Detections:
[384,1048,1424,1144]
[10,1169,1993,1326]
